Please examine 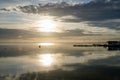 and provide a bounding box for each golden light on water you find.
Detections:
[39,42,54,46]
[39,54,54,67]
[37,16,58,32]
